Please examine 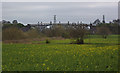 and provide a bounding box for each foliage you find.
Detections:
[2,27,44,41]
[69,25,88,44]
[2,27,26,40]
[96,23,120,34]
[25,29,41,39]
[3,23,25,29]
[43,24,69,38]
[96,26,111,39]
[46,39,50,44]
